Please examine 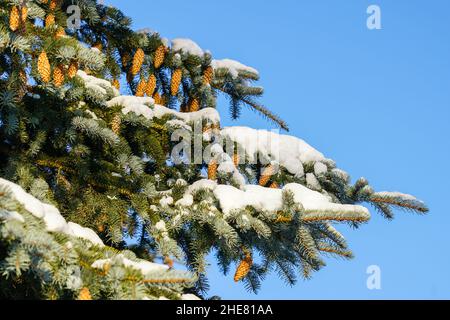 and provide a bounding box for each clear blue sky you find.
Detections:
[108,0,450,299]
